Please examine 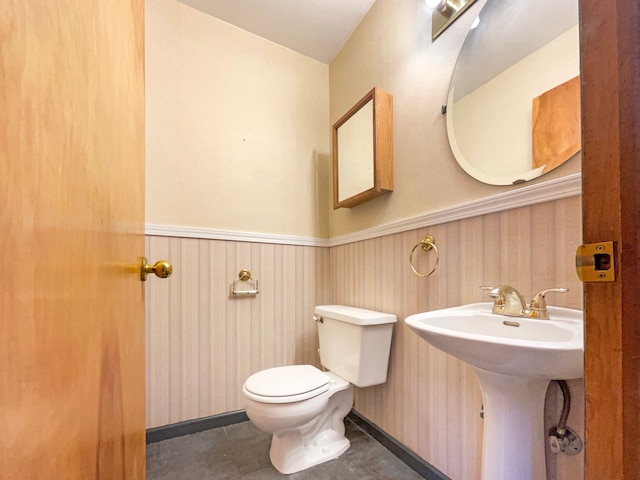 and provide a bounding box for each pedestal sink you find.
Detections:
[405,302,583,480]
